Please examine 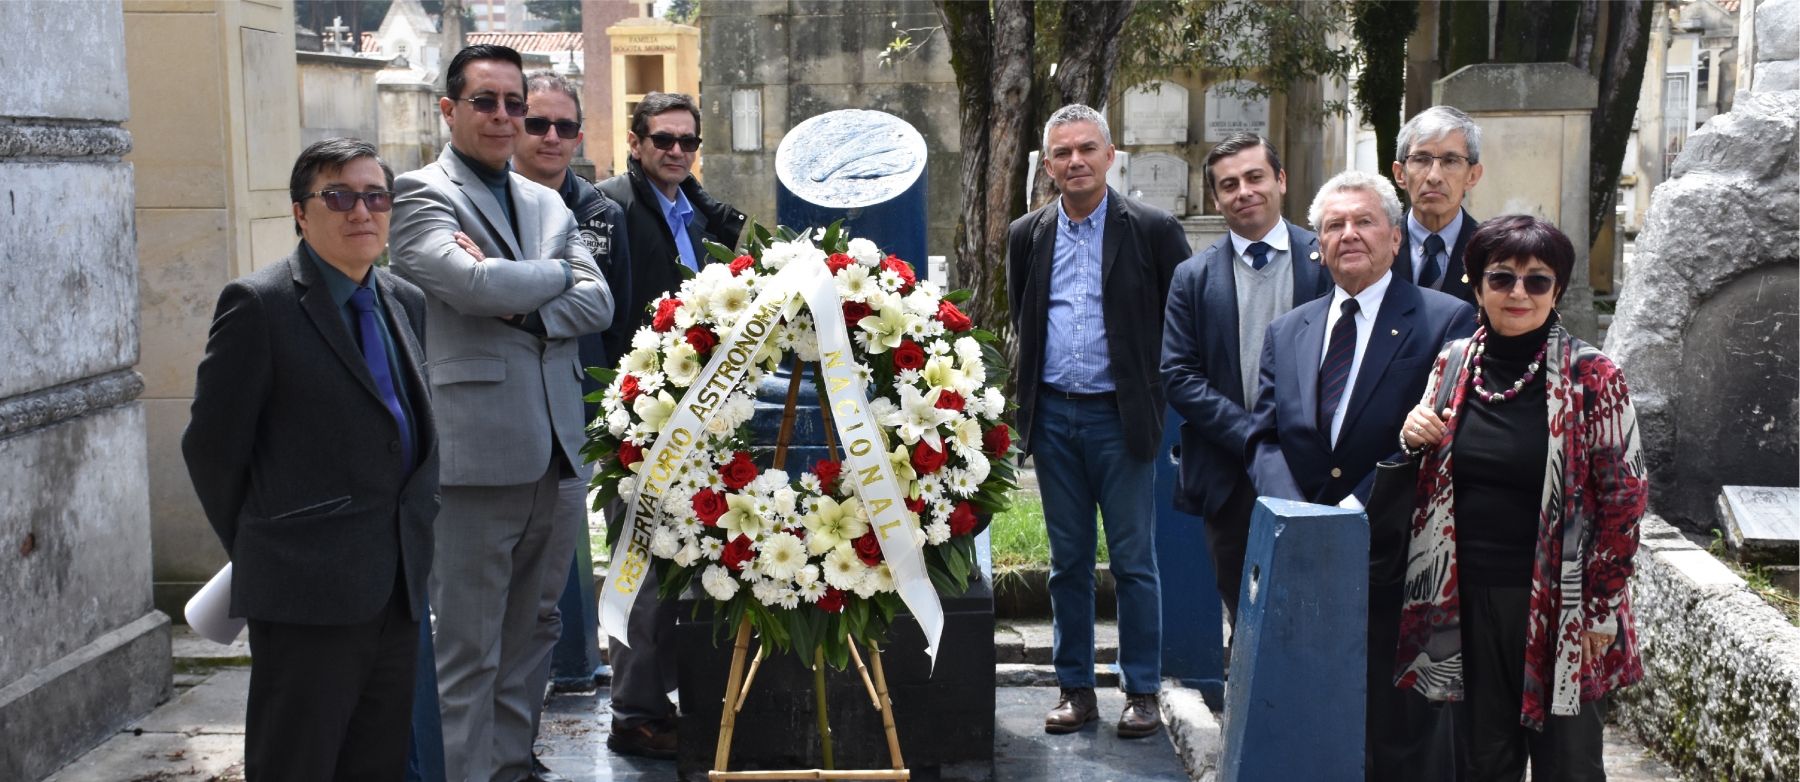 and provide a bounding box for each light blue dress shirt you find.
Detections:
[1041,192,1113,393]
[652,184,700,271]
[1406,210,1462,287]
